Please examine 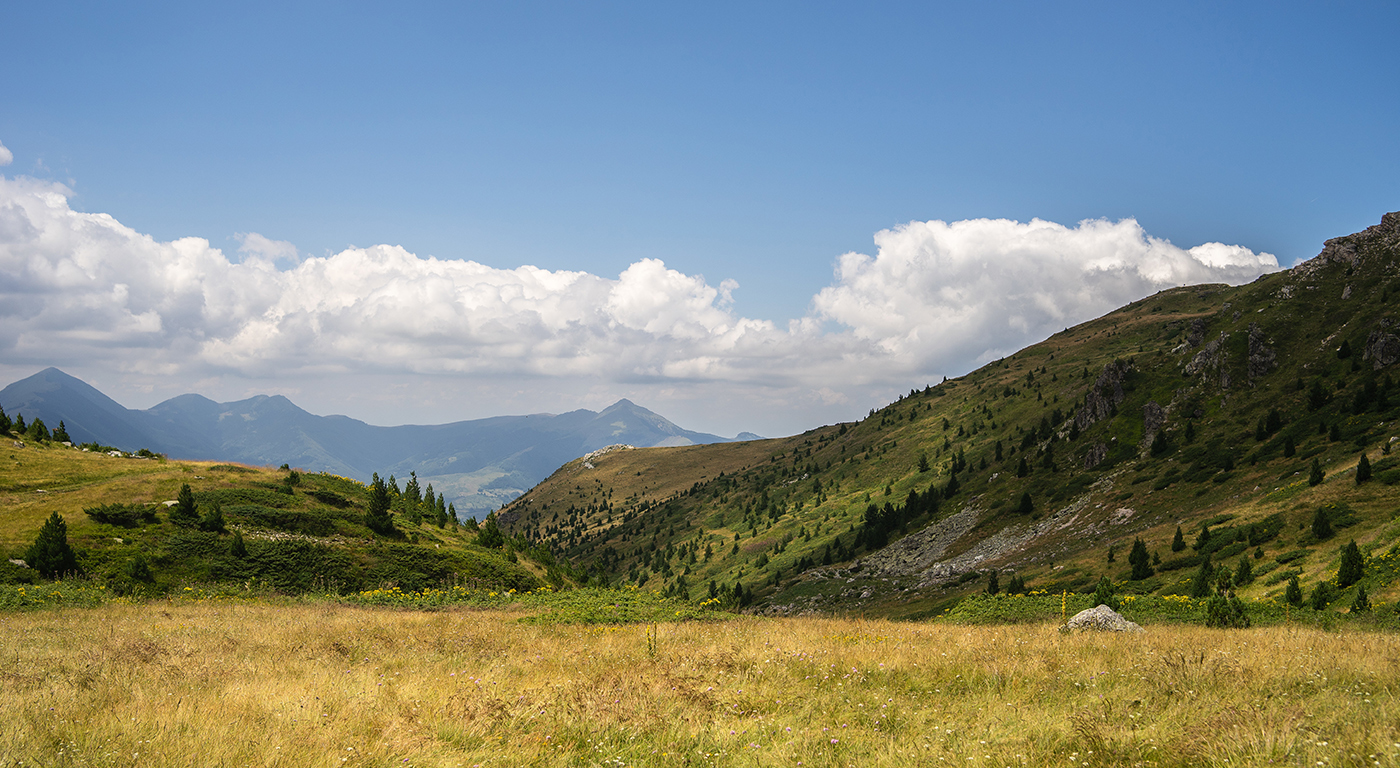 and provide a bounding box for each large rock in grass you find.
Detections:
[1066,604,1143,633]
